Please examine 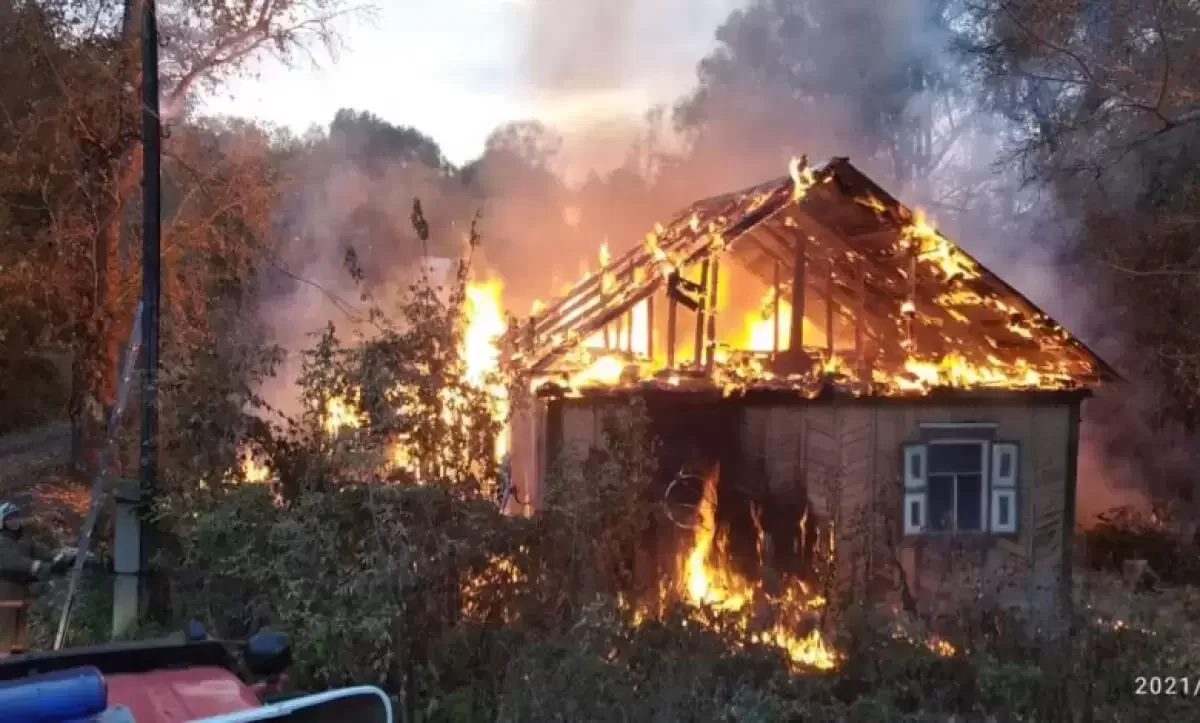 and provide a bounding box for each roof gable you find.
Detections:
[508,157,1115,396]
